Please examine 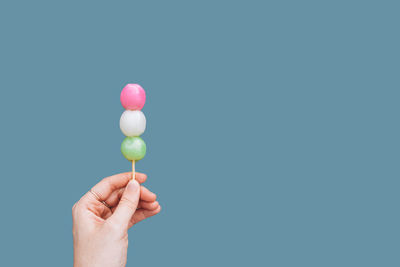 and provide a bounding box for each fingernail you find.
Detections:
[126,179,139,193]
